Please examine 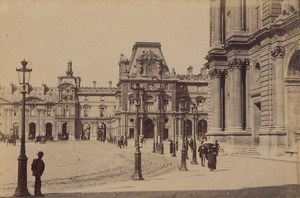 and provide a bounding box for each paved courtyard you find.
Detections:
[0,139,299,197]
